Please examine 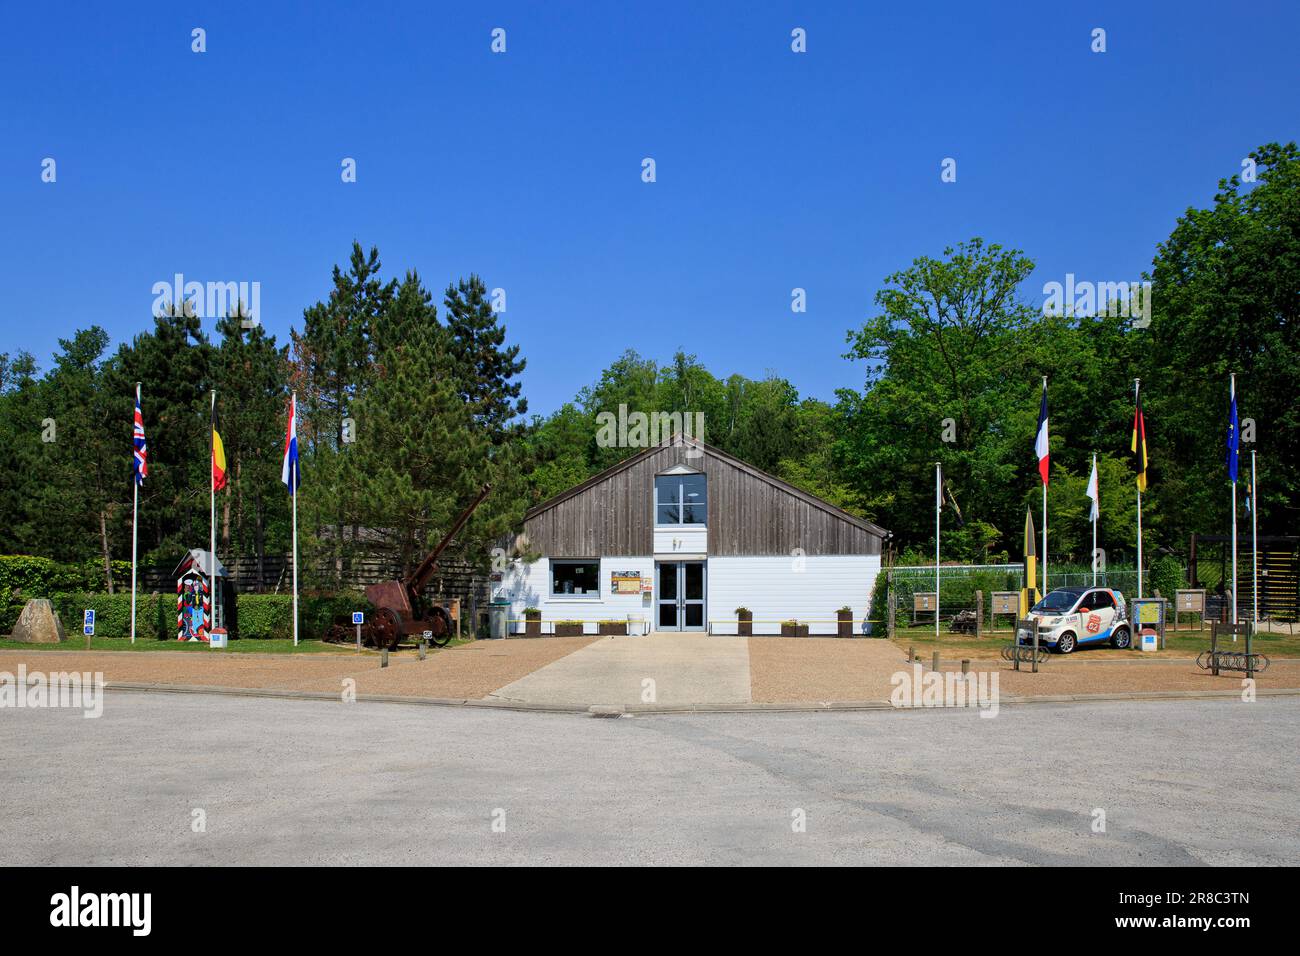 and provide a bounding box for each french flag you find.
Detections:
[1035,381,1049,485]
[281,393,300,493]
